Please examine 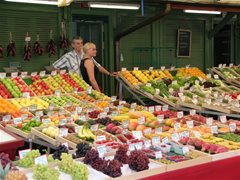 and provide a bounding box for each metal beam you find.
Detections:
[208,12,236,39]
